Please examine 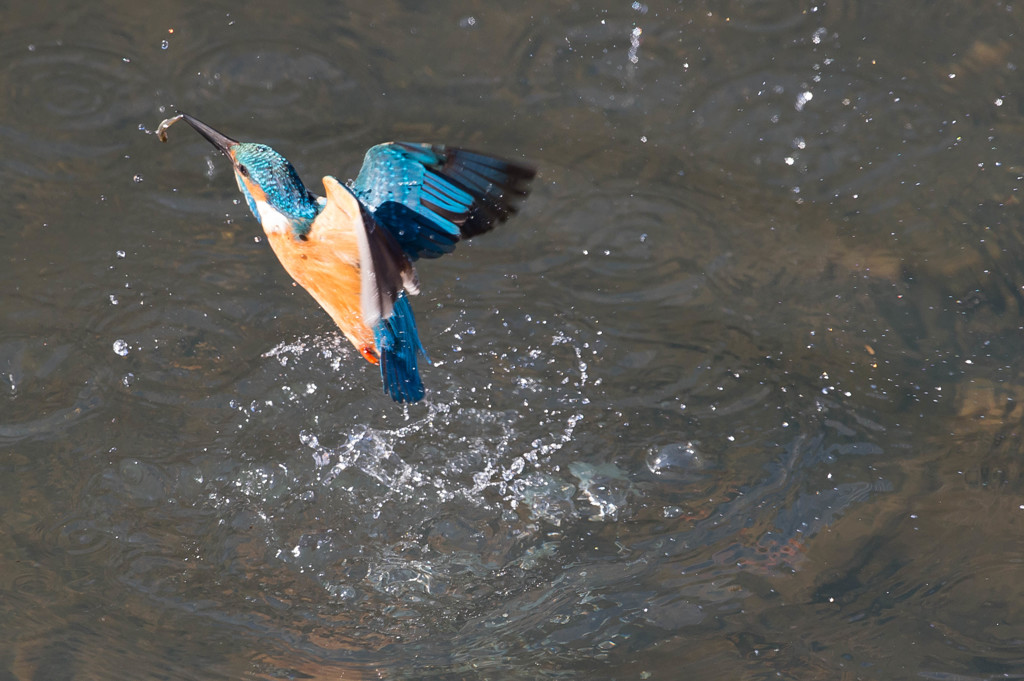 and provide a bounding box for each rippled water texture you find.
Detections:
[3,1,1024,679]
